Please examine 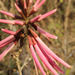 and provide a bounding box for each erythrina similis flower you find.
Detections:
[0,0,71,75]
